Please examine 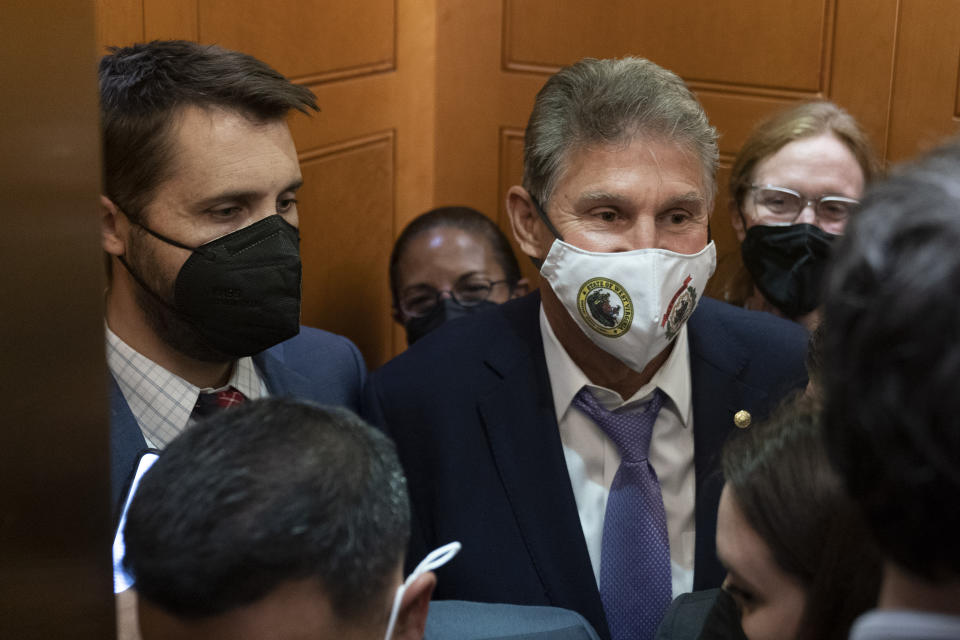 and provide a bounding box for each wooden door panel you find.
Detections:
[829,0,898,158]
[299,133,395,367]
[95,0,143,50]
[504,0,830,92]
[198,0,395,82]
[886,0,960,160]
